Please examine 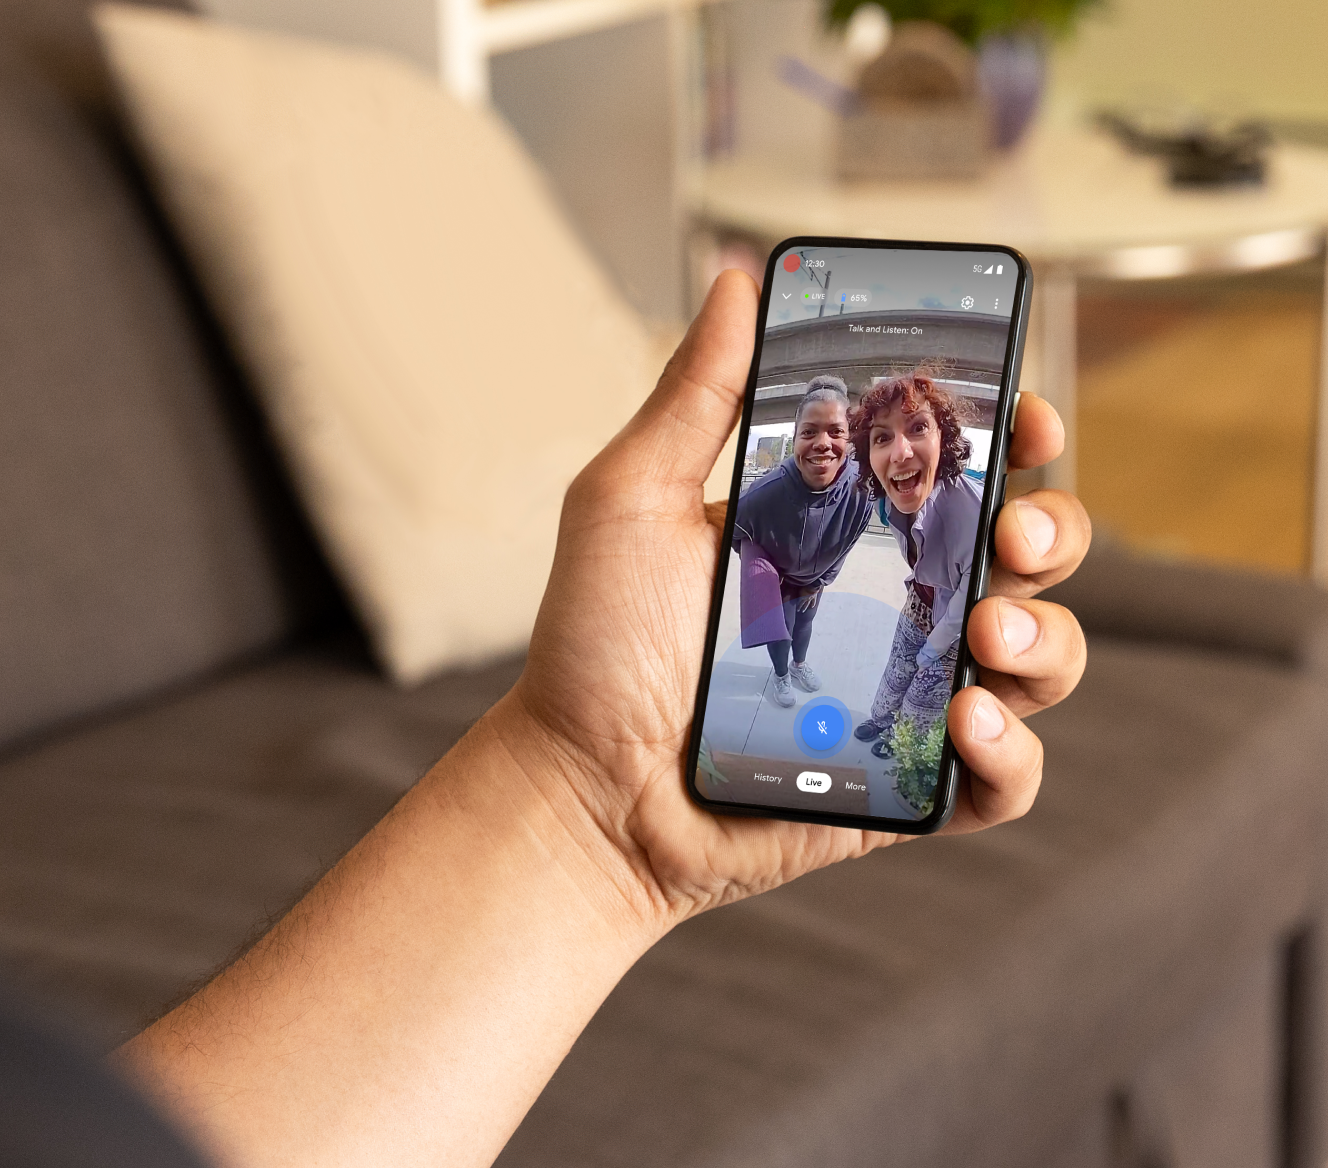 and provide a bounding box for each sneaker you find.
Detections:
[871,738,895,760]
[788,661,822,693]
[771,672,796,708]
[854,718,888,742]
